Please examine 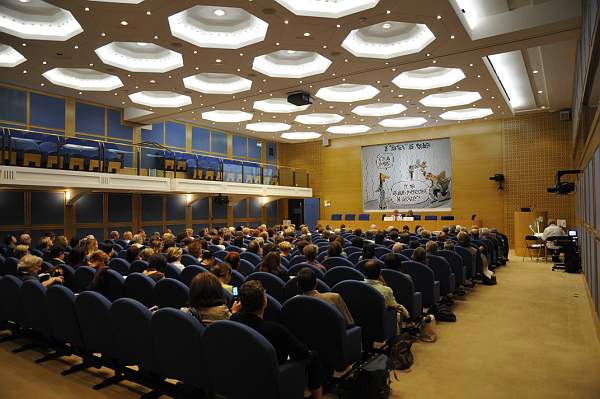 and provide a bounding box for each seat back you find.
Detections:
[286,263,324,279]
[214,250,228,261]
[281,295,356,372]
[181,254,199,266]
[20,279,50,335]
[333,280,397,345]
[264,294,282,323]
[426,255,454,296]
[74,266,95,293]
[238,259,256,276]
[400,249,415,258]
[203,320,290,399]
[322,256,354,270]
[109,258,130,276]
[283,278,330,302]
[108,298,155,369]
[246,272,286,303]
[374,247,391,258]
[437,249,465,285]
[154,278,189,309]
[401,261,437,307]
[0,275,24,325]
[130,260,149,274]
[180,265,207,286]
[229,269,246,287]
[381,269,422,319]
[150,308,208,390]
[104,268,125,301]
[124,272,157,307]
[344,246,361,255]
[323,266,364,287]
[1,257,18,276]
[240,251,261,266]
[165,263,182,280]
[46,285,84,348]
[454,246,475,279]
[289,255,306,267]
[75,291,112,354]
